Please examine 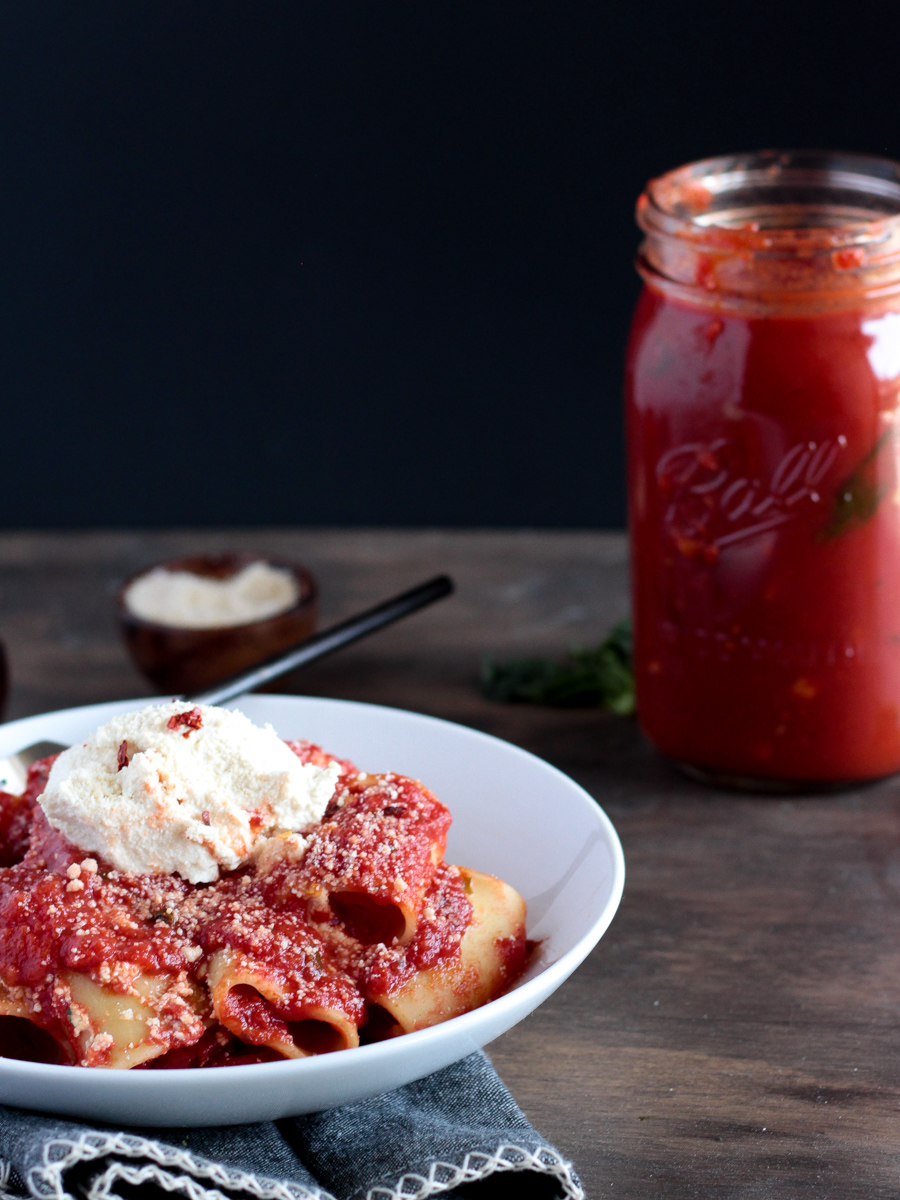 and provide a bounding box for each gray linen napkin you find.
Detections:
[0,1053,583,1200]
